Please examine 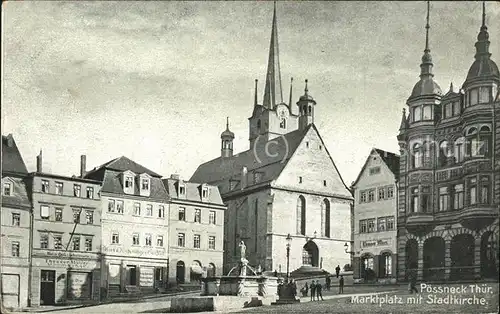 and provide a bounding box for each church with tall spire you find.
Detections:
[396,1,499,282]
[191,2,353,275]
